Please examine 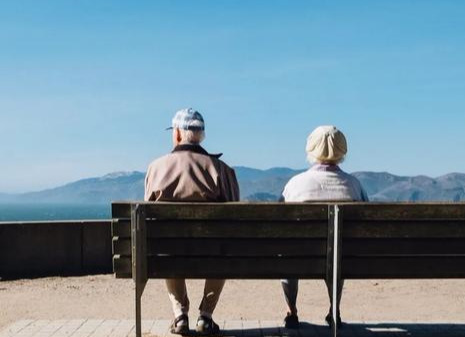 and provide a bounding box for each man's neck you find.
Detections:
[172,143,222,159]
